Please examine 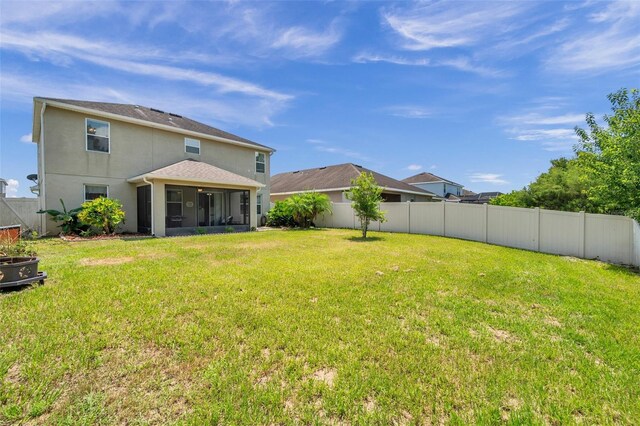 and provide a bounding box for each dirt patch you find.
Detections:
[544,316,562,327]
[79,257,134,266]
[311,368,337,388]
[4,363,22,385]
[489,327,517,343]
[500,397,522,420]
[364,396,376,413]
[261,348,271,358]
